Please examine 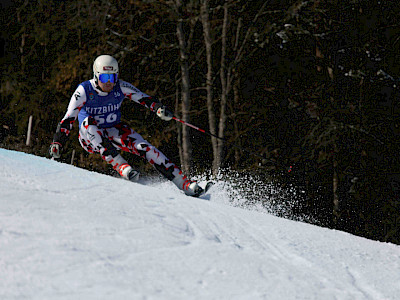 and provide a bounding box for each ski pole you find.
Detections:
[173,116,207,134]
[172,116,293,172]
